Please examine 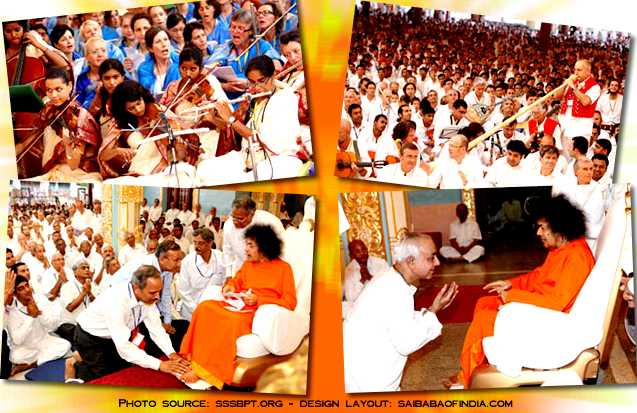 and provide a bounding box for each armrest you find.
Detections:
[252,304,310,356]
[483,302,597,376]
